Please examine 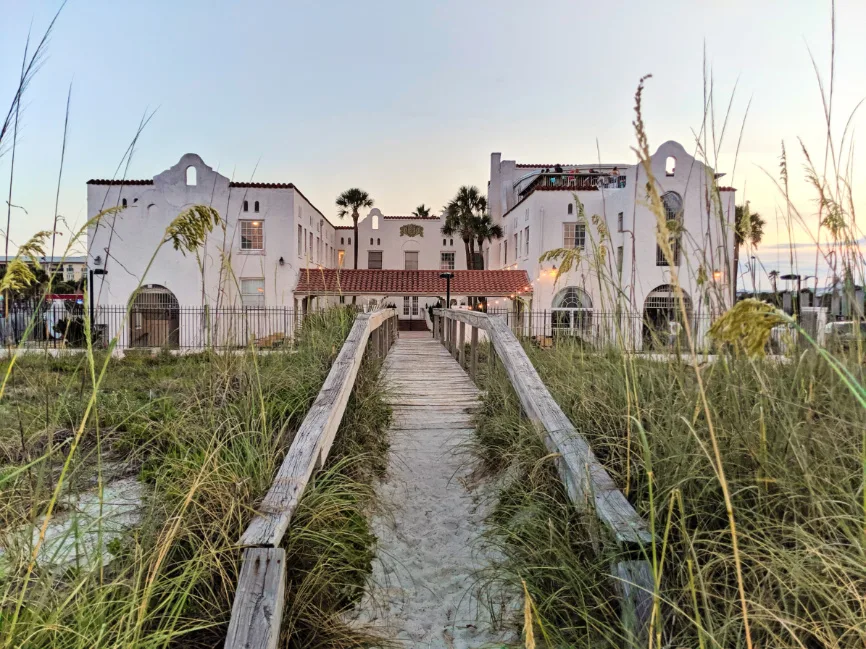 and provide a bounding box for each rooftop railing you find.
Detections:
[518,172,627,197]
